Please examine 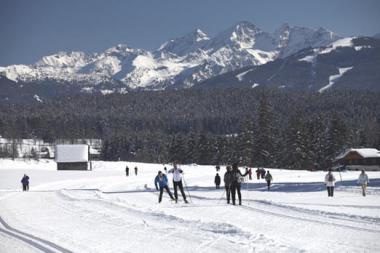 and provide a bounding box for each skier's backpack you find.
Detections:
[328,173,334,182]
